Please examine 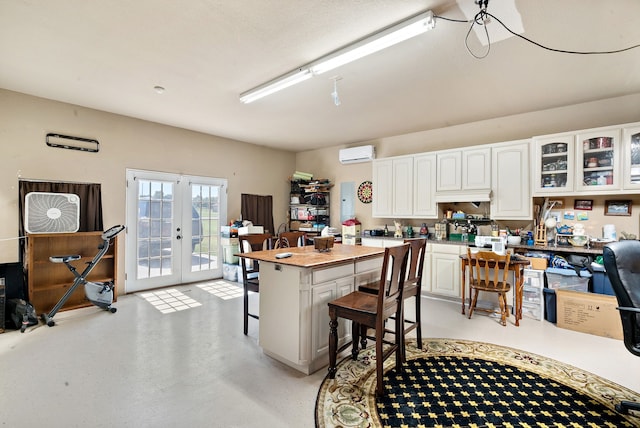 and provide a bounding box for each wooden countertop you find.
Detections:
[237,244,384,268]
